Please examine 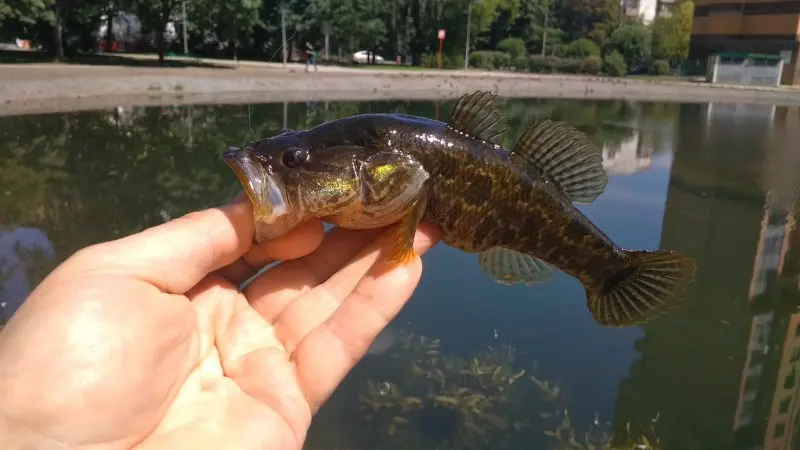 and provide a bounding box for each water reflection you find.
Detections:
[612,102,800,450]
[1,98,799,449]
[0,97,655,322]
